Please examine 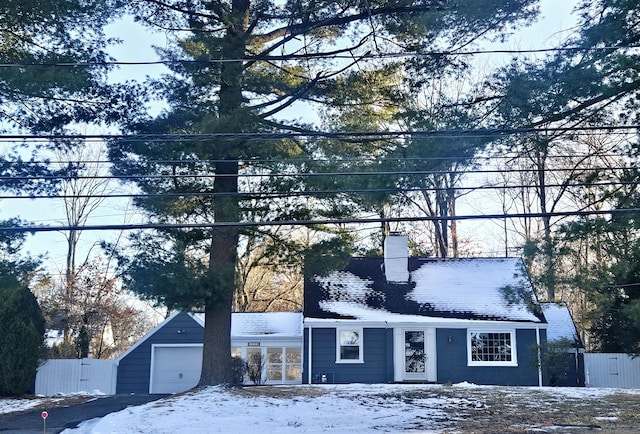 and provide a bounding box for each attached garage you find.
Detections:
[149,344,203,394]
[116,311,204,395]
[116,311,303,394]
